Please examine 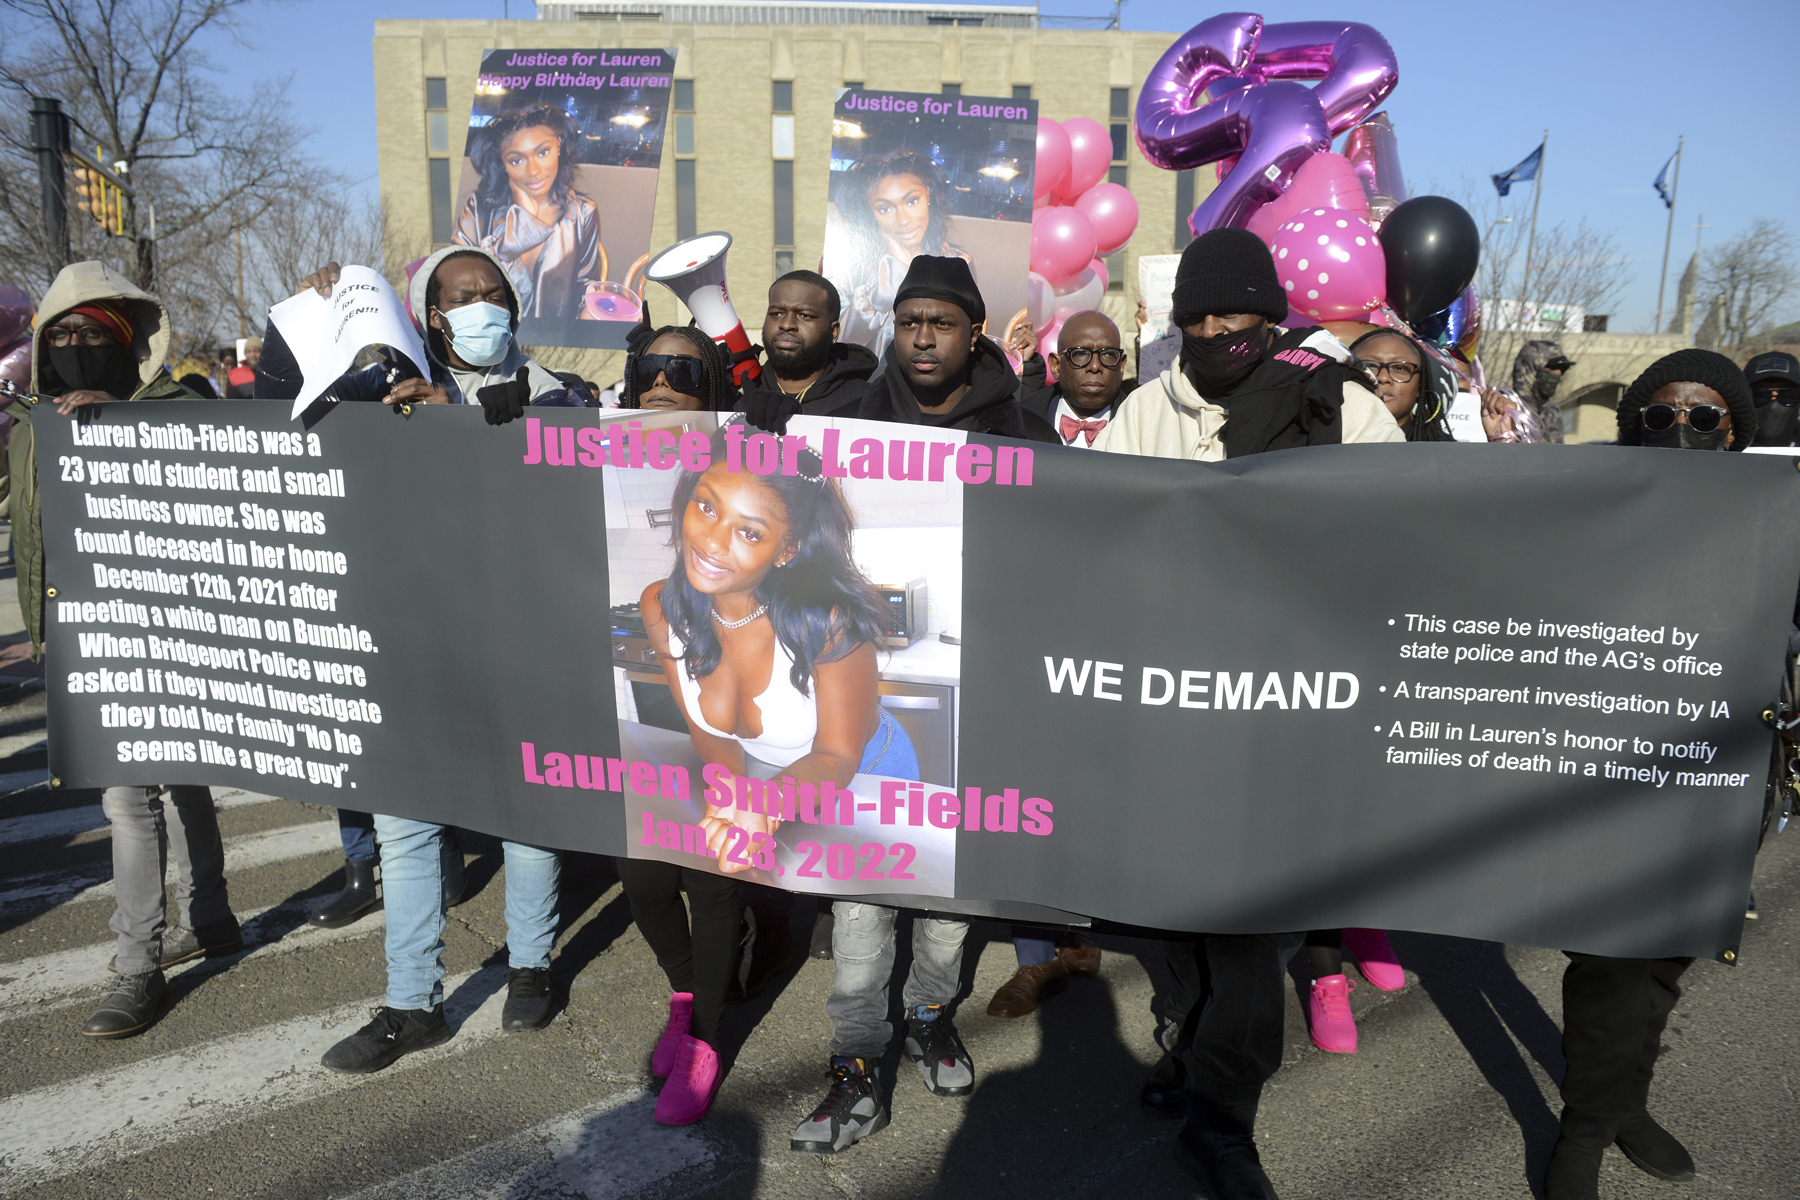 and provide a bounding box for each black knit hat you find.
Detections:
[1617,348,1757,451]
[1170,227,1290,327]
[894,255,985,327]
